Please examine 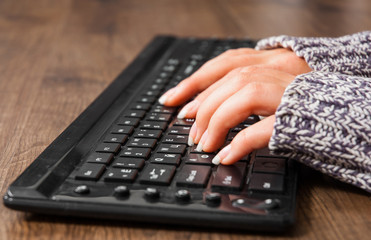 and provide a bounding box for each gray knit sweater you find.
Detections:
[256,31,371,192]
